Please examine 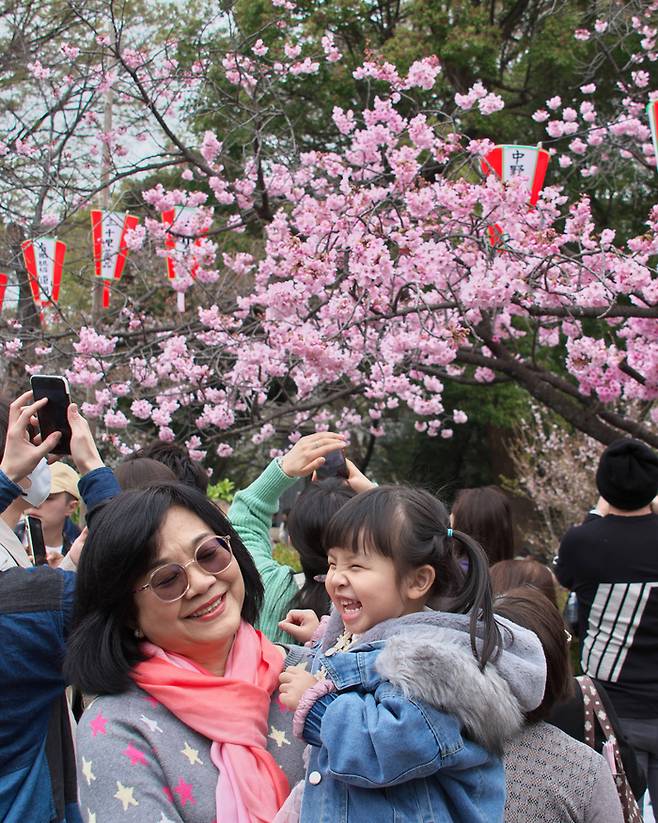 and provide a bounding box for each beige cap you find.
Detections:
[50,462,81,500]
